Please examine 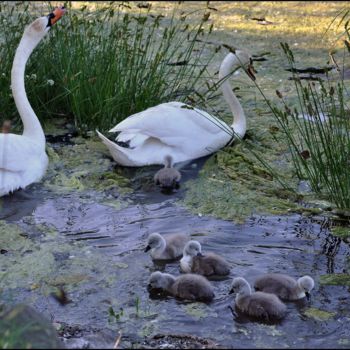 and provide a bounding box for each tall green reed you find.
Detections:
[0,1,217,133]
[251,41,350,209]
